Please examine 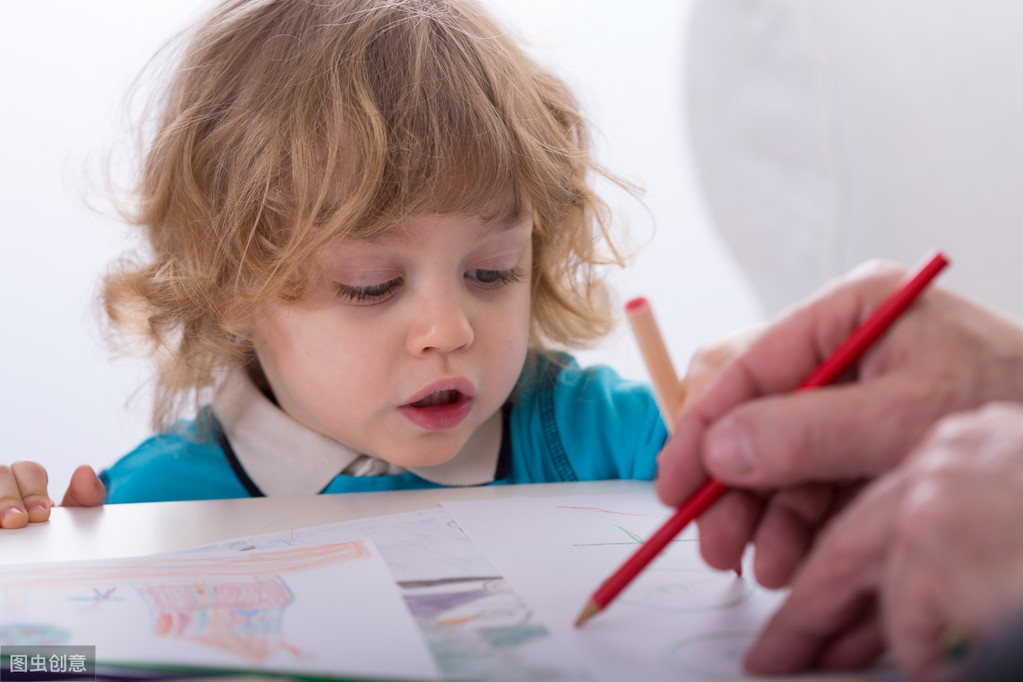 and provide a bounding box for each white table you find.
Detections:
[0,480,876,682]
[0,480,645,565]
